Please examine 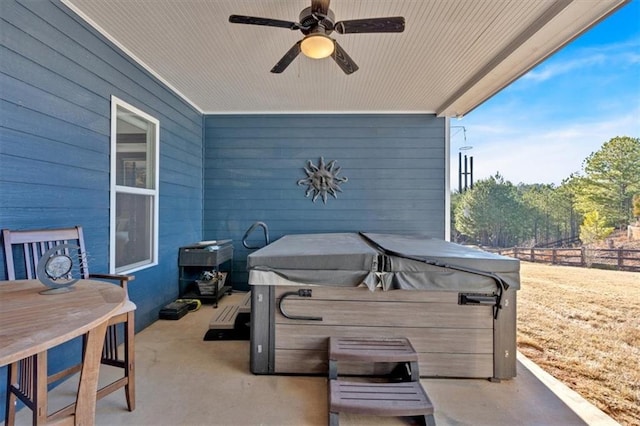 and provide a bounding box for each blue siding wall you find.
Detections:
[203,114,446,290]
[0,0,204,412]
